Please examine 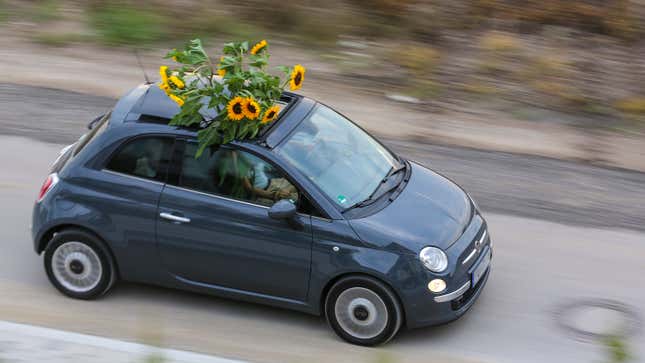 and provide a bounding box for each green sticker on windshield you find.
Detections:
[337,195,347,204]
